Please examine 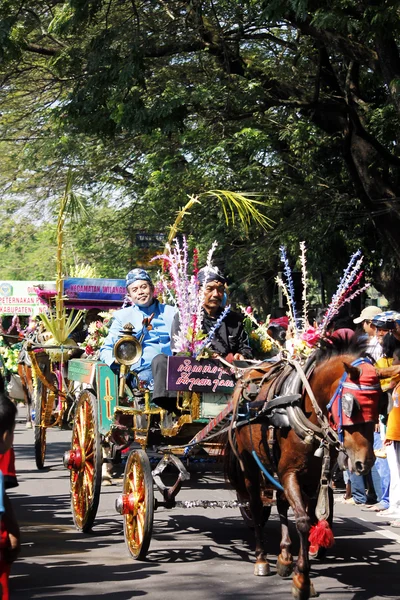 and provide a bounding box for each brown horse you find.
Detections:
[225,335,379,600]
